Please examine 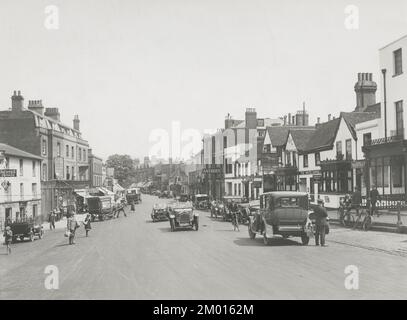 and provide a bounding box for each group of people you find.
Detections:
[65,211,92,245]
